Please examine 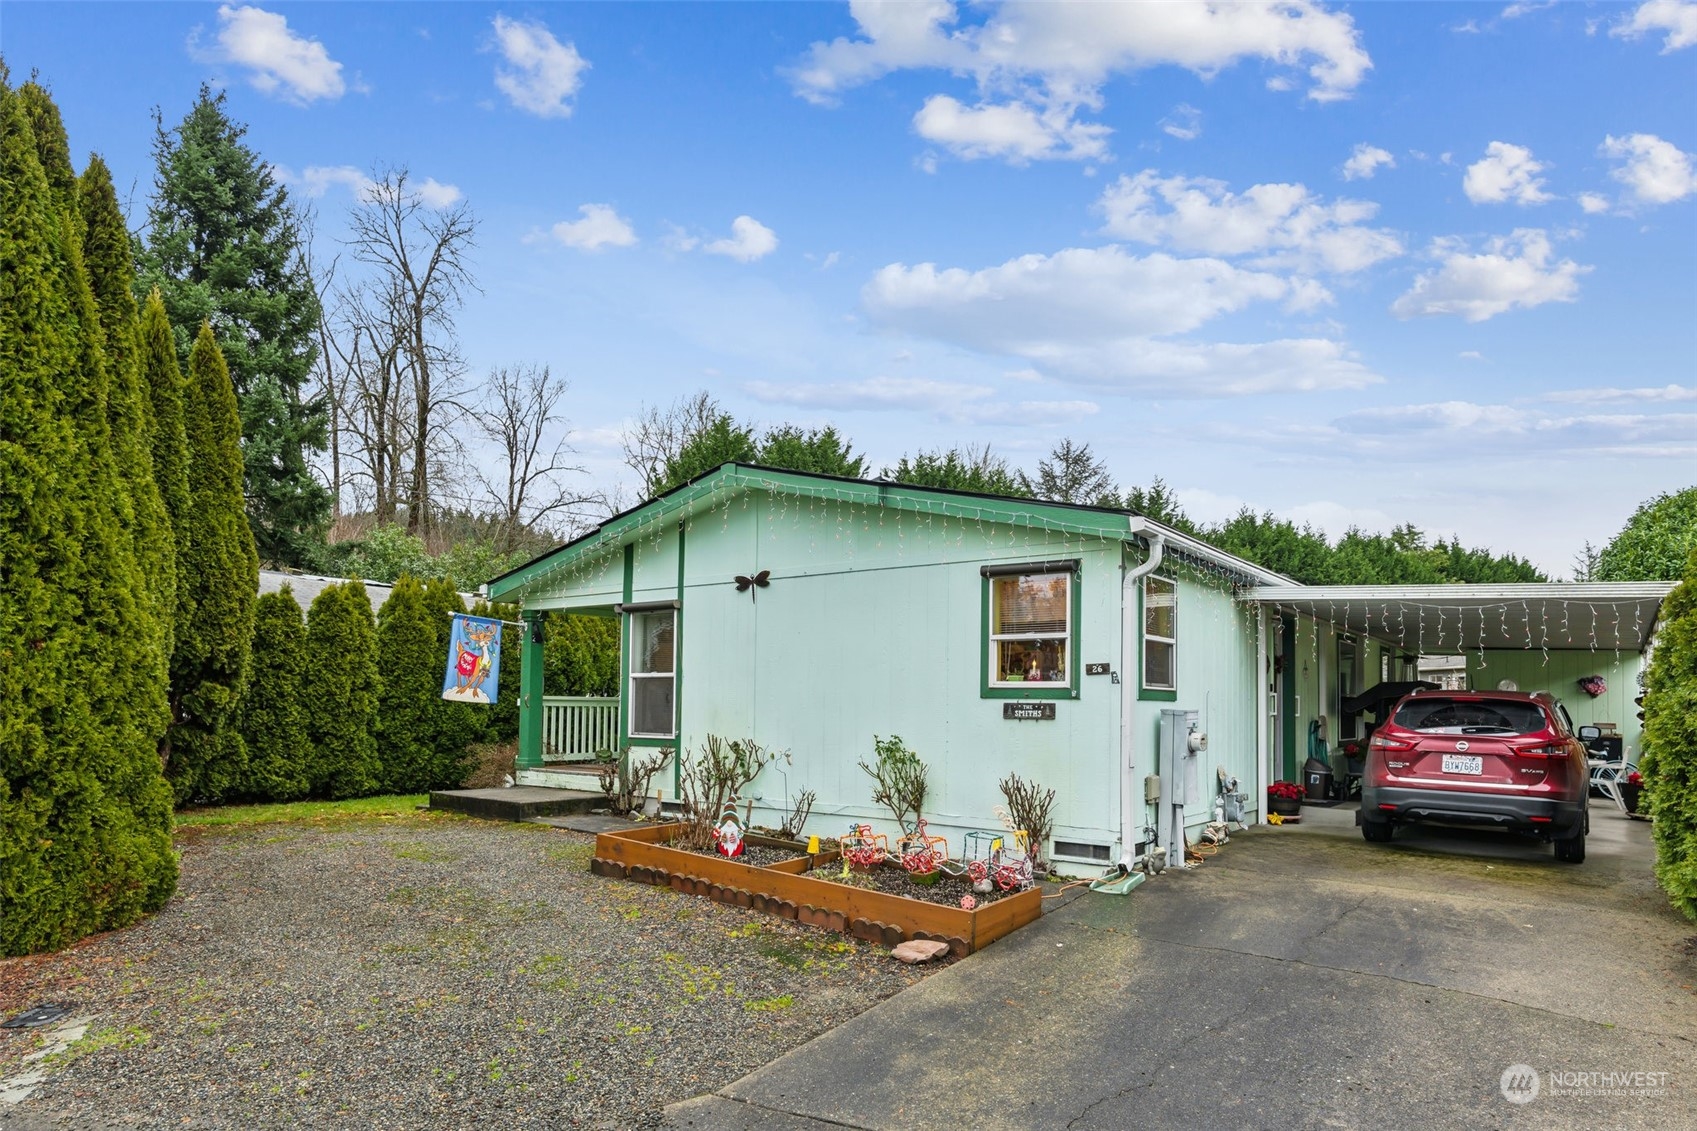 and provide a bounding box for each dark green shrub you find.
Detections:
[544,613,619,697]
[236,587,311,802]
[1644,548,1697,918]
[164,324,258,804]
[303,582,380,799]
[376,576,442,794]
